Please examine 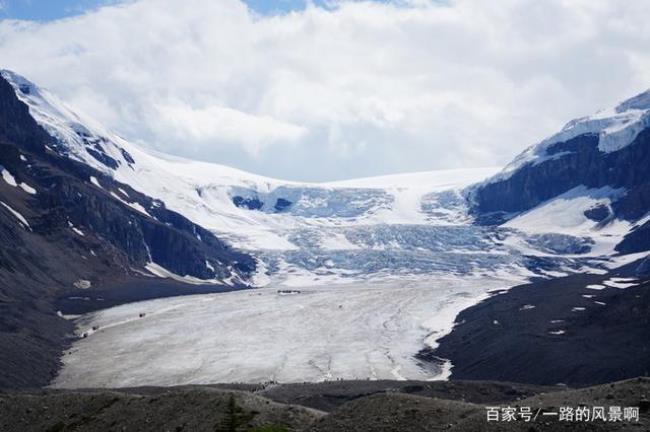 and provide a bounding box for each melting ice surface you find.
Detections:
[53,276,520,388]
